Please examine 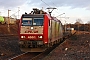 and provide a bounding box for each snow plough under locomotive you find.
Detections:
[19,8,64,52]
